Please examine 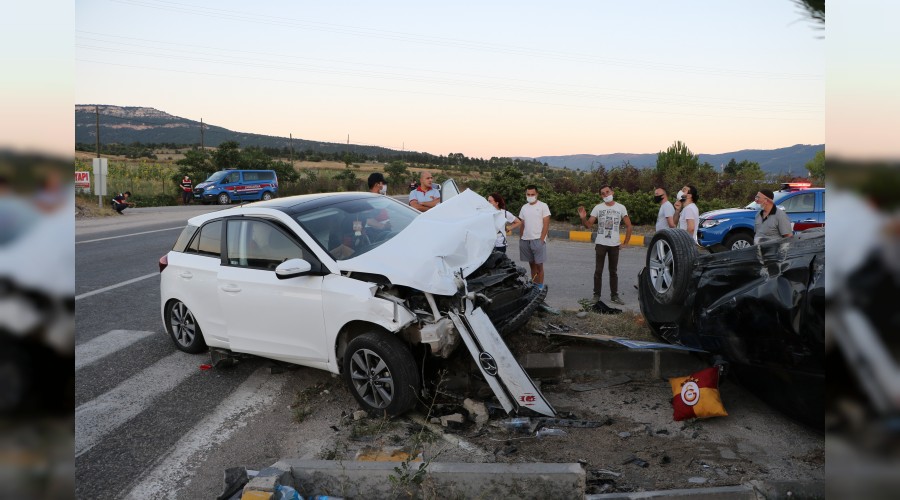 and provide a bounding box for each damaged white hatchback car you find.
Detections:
[159,189,554,417]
